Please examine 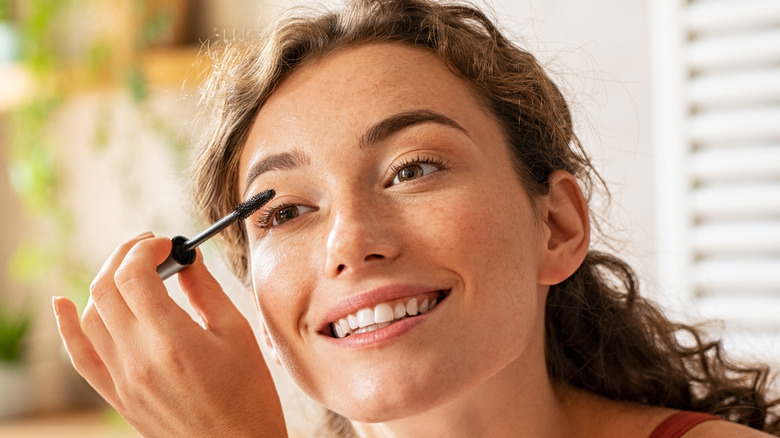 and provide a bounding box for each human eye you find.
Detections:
[257,202,317,229]
[389,155,449,186]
